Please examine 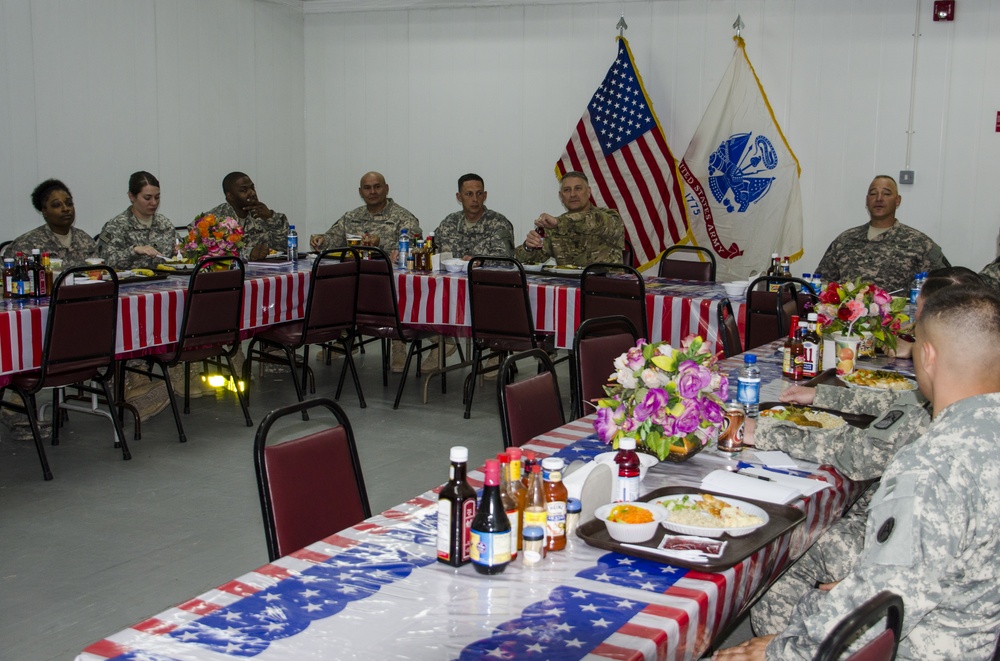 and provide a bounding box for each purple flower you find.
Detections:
[675,404,701,435]
[698,398,725,424]
[715,374,729,399]
[594,407,618,444]
[624,345,645,370]
[634,388,668,421]
[677,360,712,399]
[654,412,678,437]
